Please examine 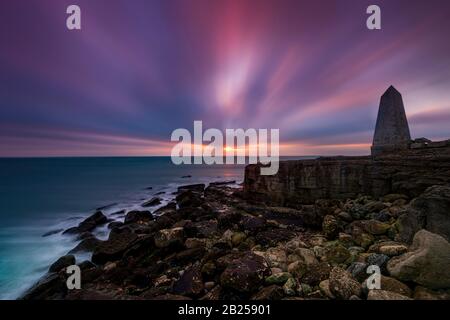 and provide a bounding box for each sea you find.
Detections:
[0,156,311,299]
